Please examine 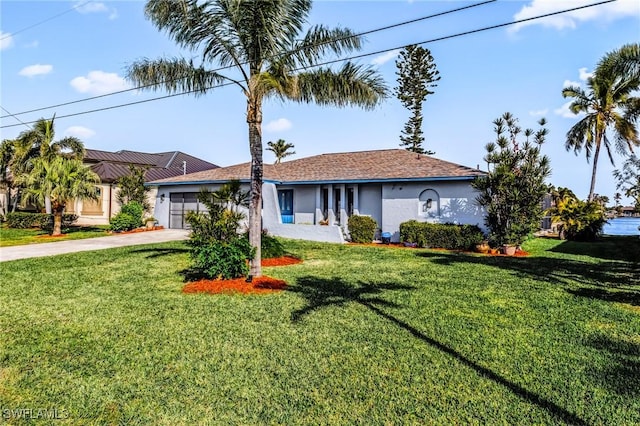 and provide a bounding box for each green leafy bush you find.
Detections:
[348,215,378,243]
[109,201,144,232]
[400,221,484,250]
[5,212,78,229]
[185,181,254,279]
[259,230,285,259]
[548,189,606,241]
[190,238,253,280]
